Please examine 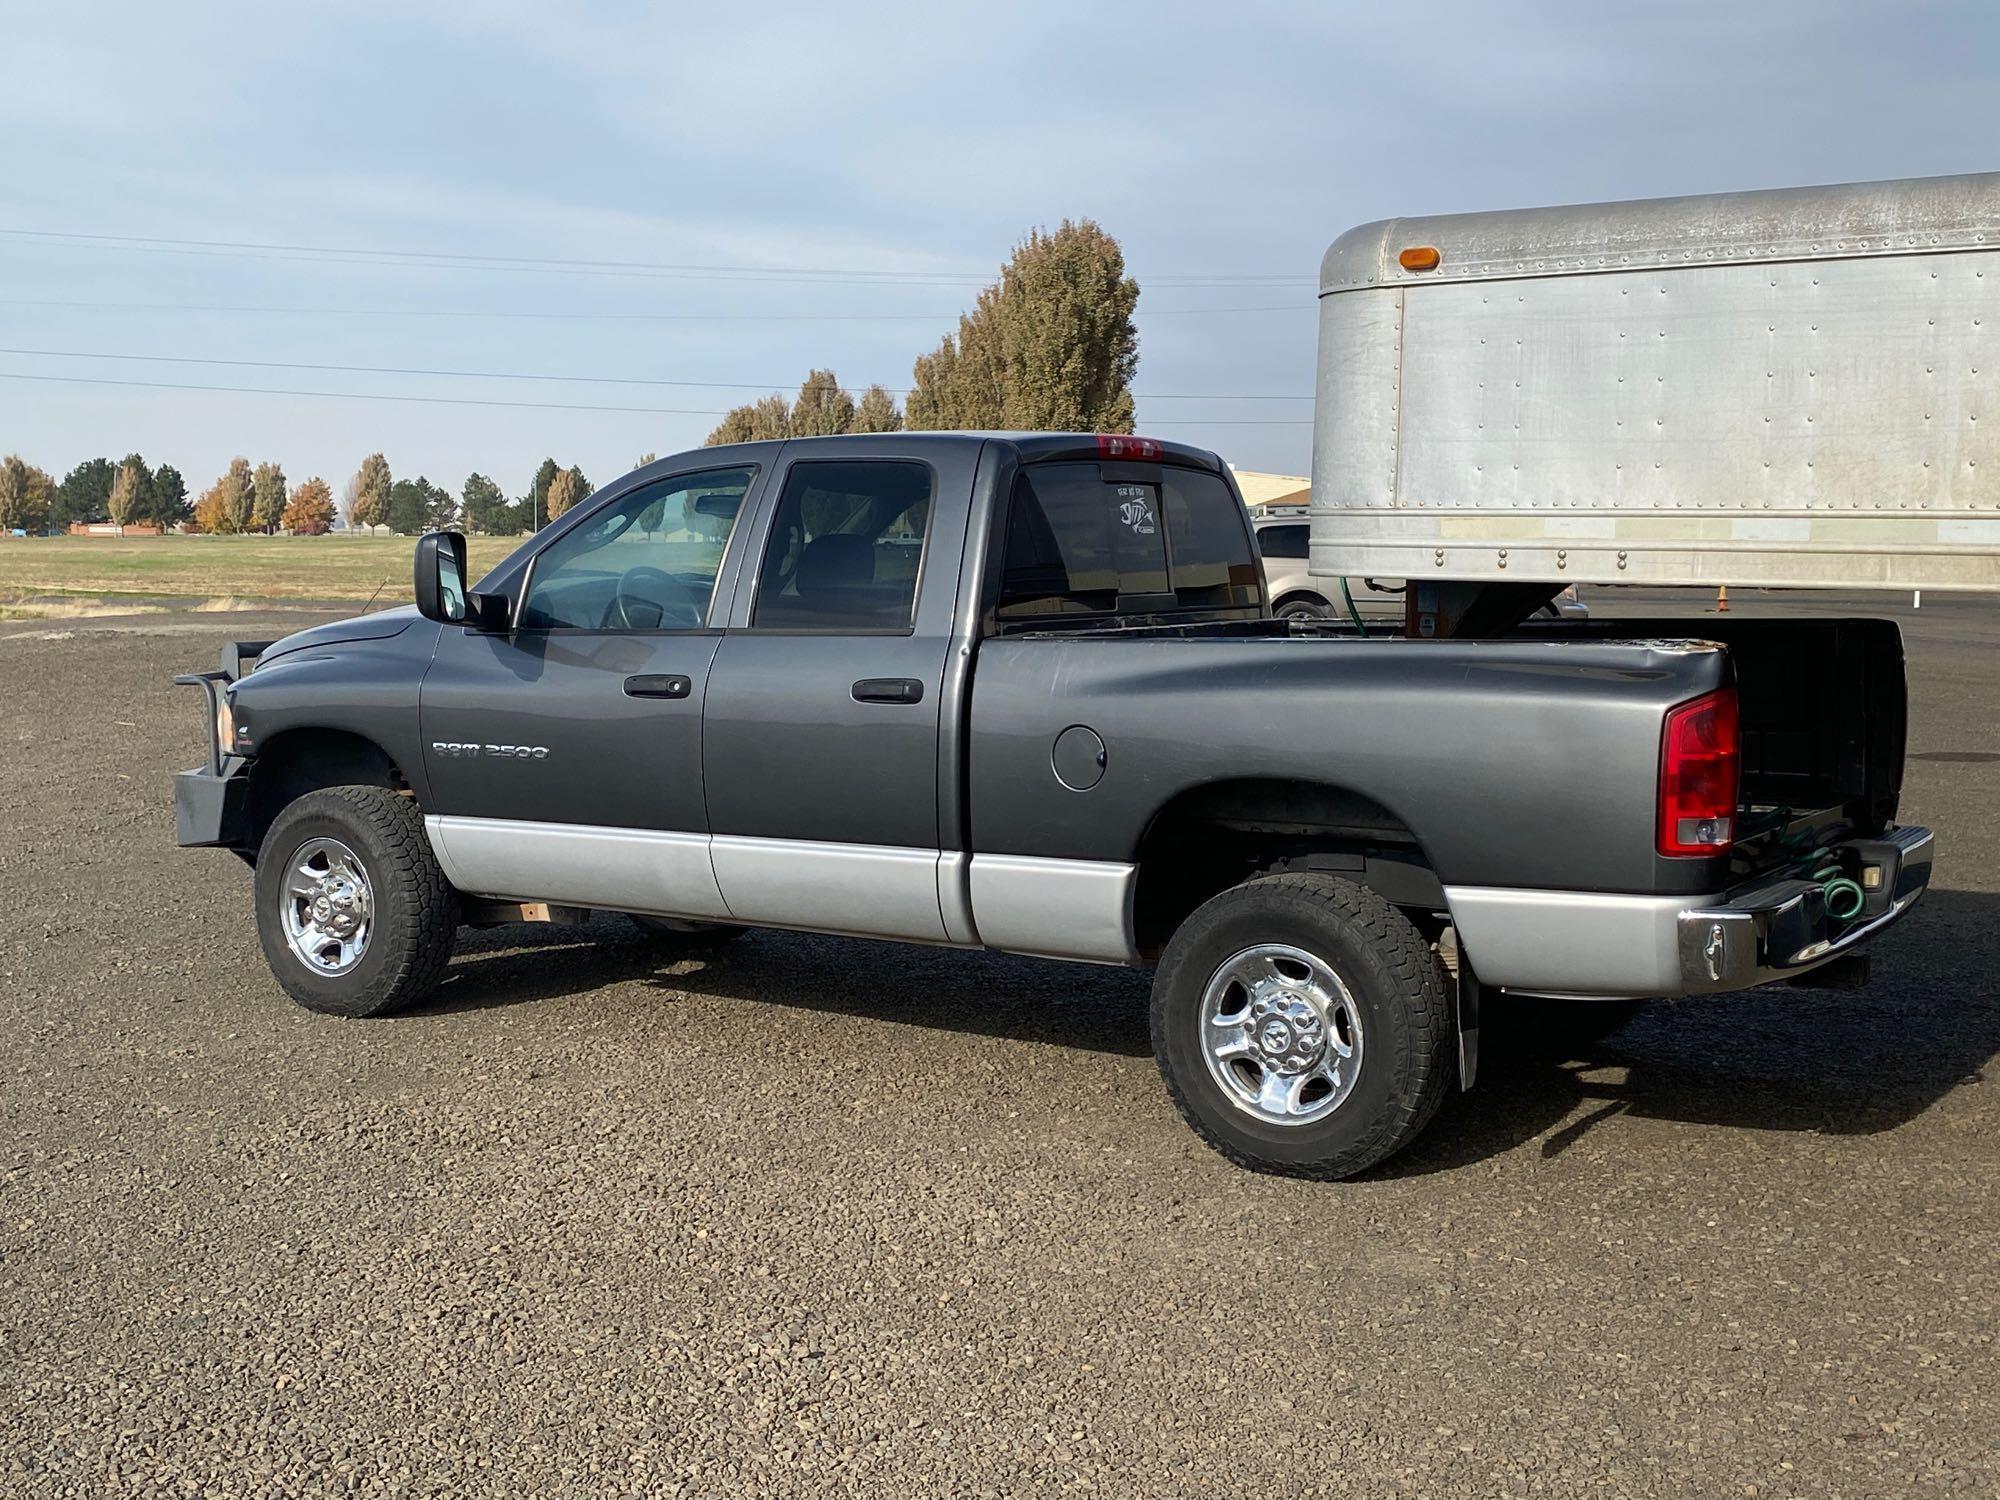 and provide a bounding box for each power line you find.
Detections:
[0,344,1313,401]
[0,227,1315,288]
[0,295,1305,322]
[0,368,1314,424]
